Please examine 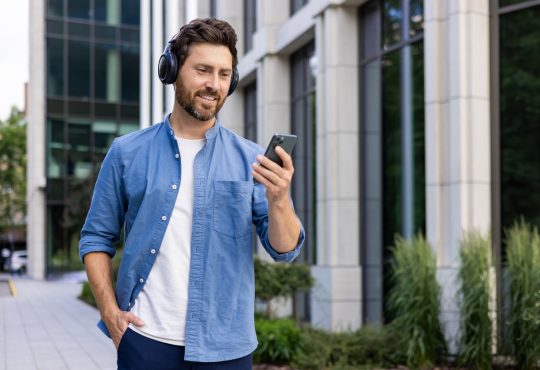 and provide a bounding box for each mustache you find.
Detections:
[196,87,220,98]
